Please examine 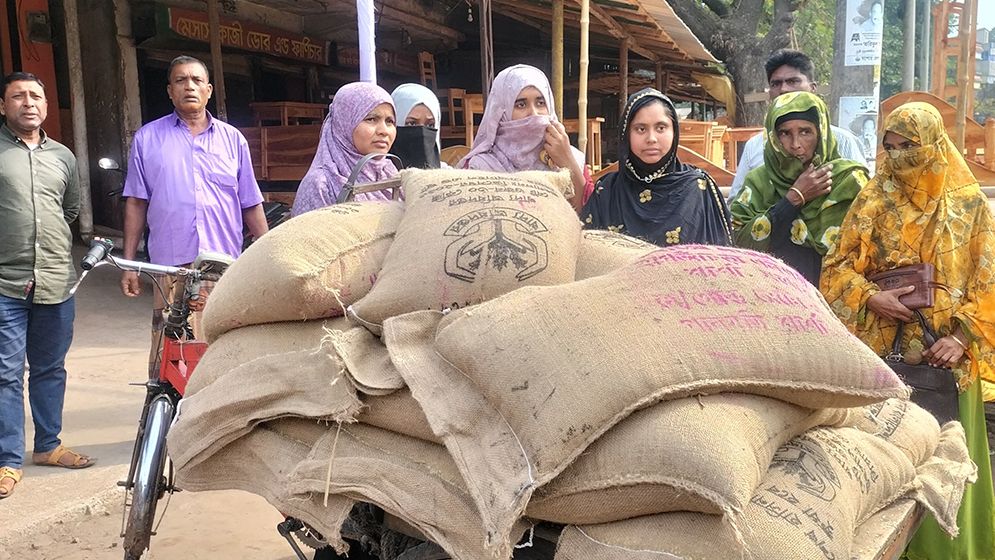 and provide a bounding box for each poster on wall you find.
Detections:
[844,0,884,66]
[839,96,879,173]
